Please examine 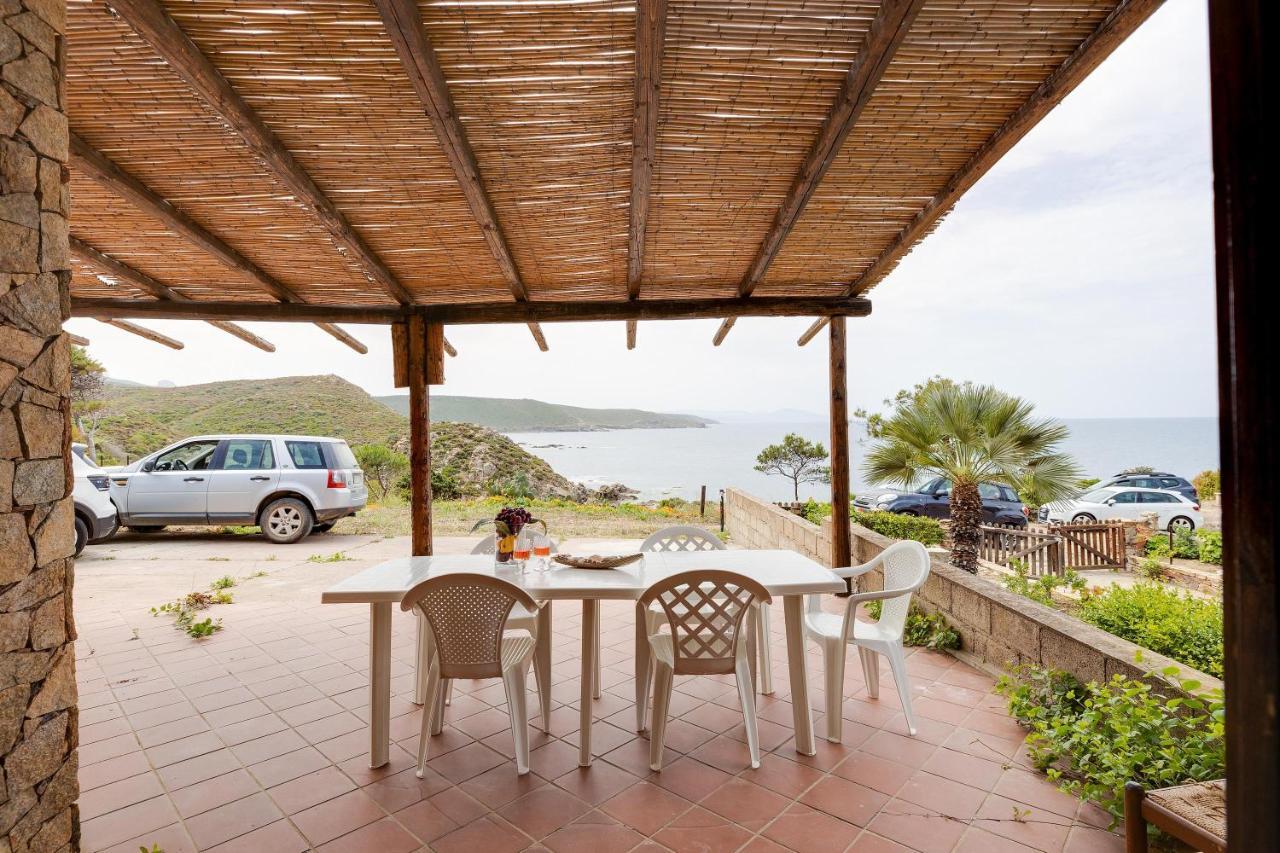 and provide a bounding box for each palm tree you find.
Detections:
[863,383,1080,573]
